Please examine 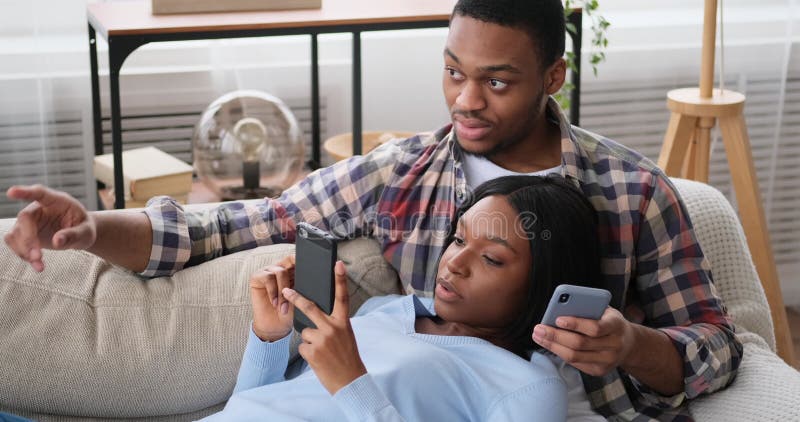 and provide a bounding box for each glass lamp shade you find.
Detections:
[192,90,306,200]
